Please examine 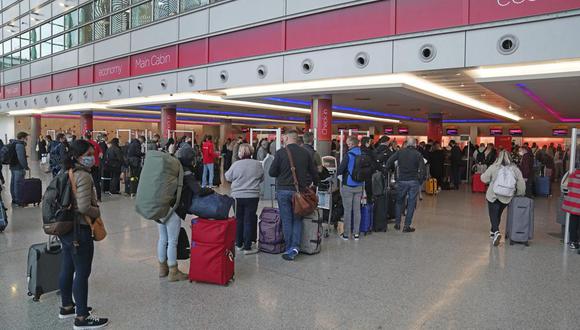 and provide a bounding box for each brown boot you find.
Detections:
[168,265,188,282]
[159,261,169,278]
